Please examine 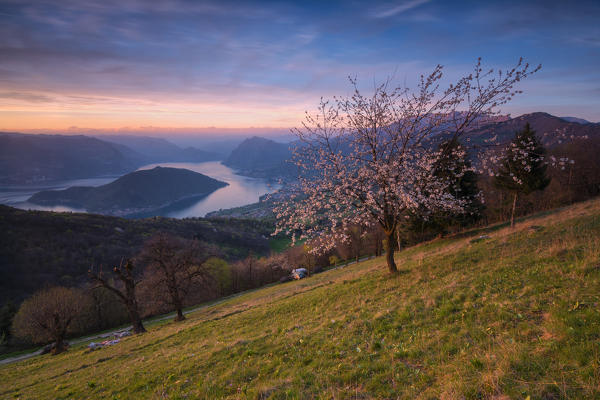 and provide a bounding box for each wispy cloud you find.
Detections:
[0,91,54,103]
[369,0,430,19]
